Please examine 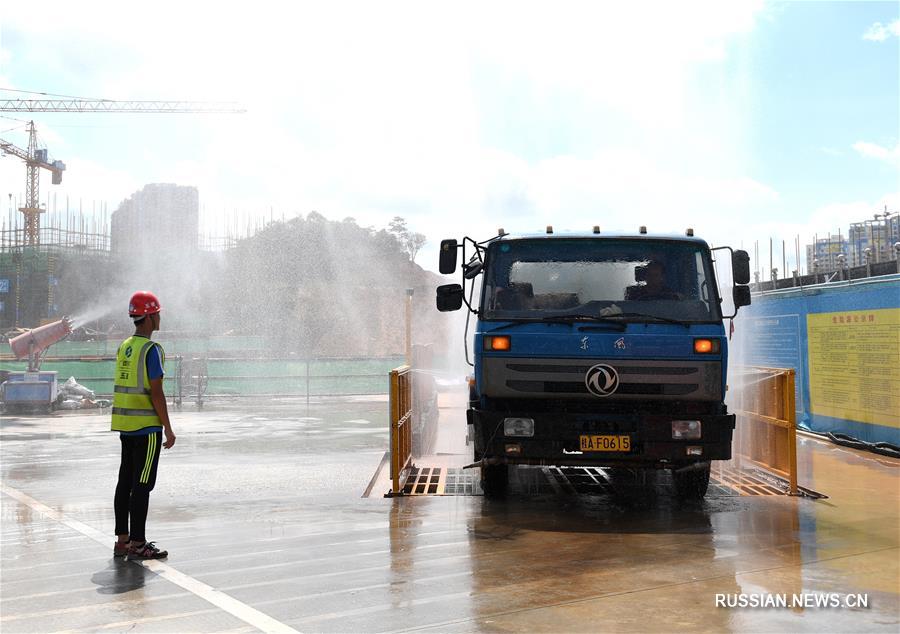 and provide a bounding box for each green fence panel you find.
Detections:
[2,354,402,397]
